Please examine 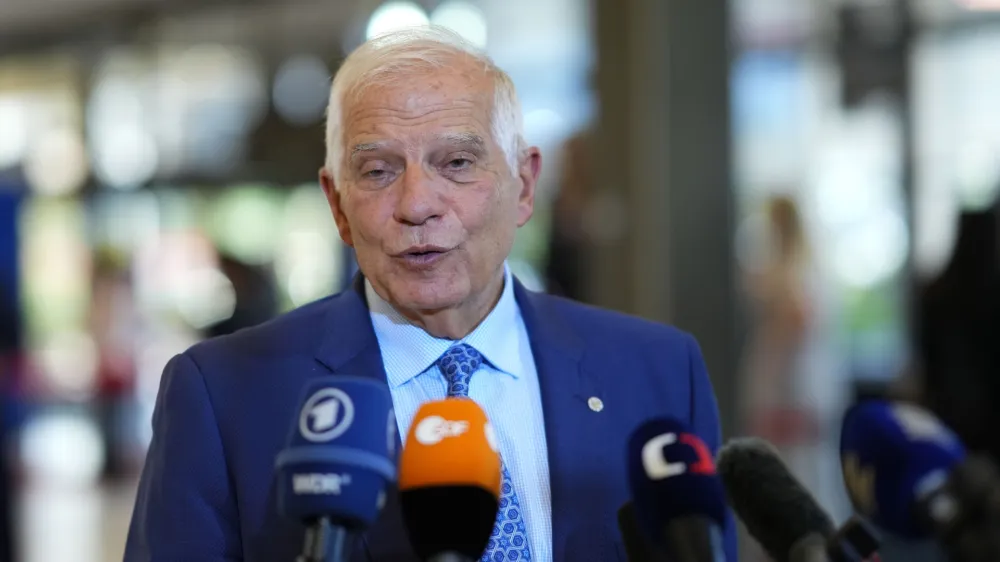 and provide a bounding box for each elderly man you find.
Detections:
[125,26,736,562]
